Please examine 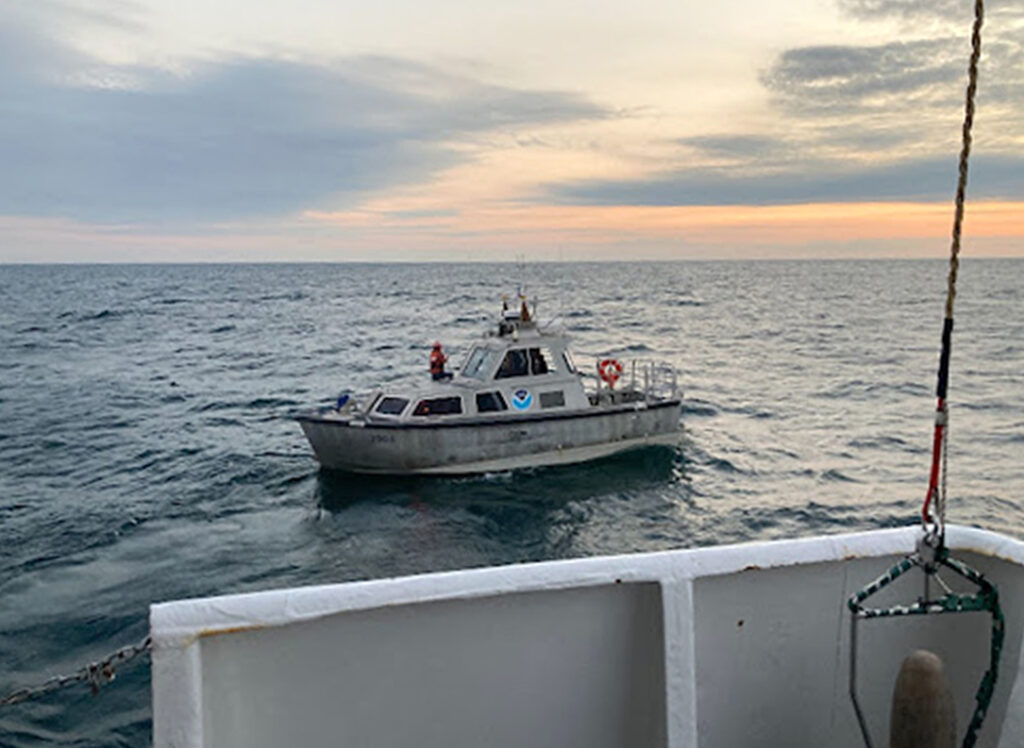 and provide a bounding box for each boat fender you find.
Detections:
[598,358,623,387]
